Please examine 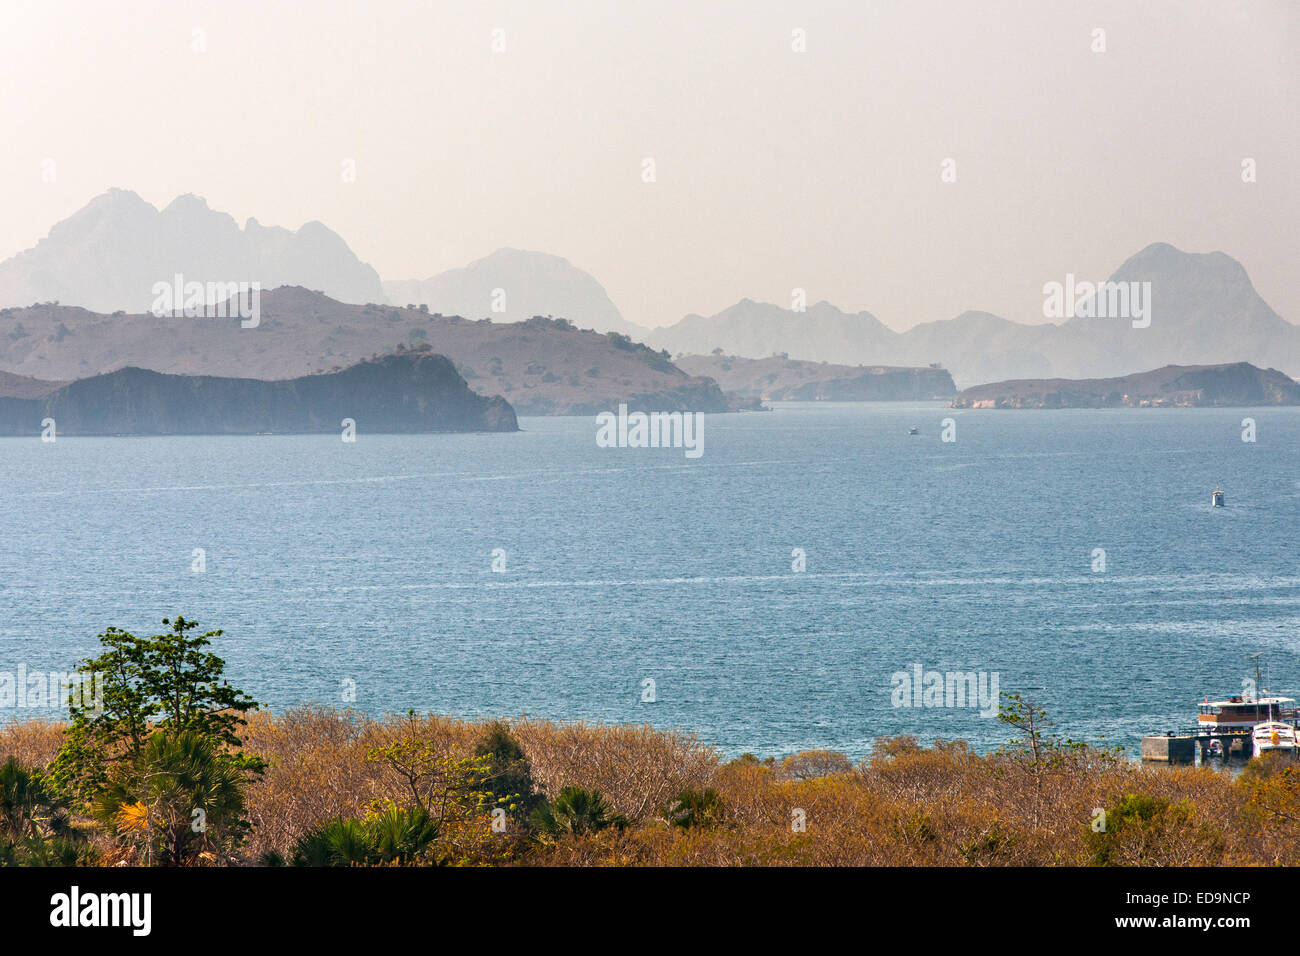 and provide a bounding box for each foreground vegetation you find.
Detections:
[5,617,1300,866]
